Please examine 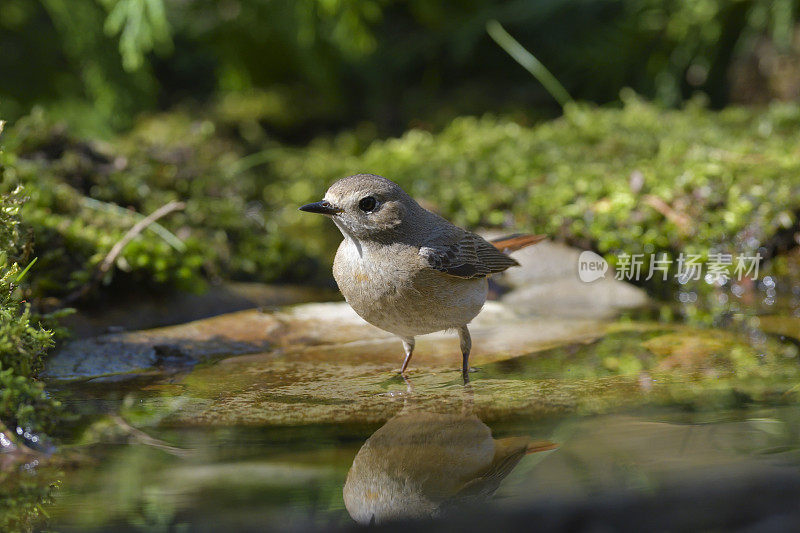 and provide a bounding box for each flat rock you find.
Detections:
[46,239,650,382]
[496,241,648,317]
[502,277,648,318]
[45,310,279,381]
[165,365,641,427]
[44,301,607,382]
